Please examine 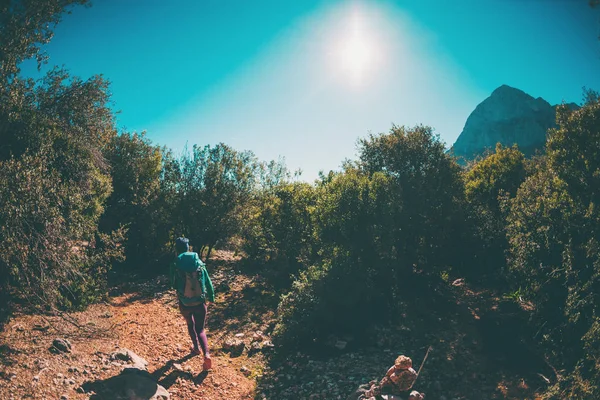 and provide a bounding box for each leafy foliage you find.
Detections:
[273,126,469,348]
[242,181,316,276]
[274,171,398,347]
[172,143,257,258]
[100,132,166,269]
[0,70,124,308]
[463,144,527,279]
[506,99,600,398]
[357,125,468,274]
[0,0,87,81]
[0,0,125,310]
